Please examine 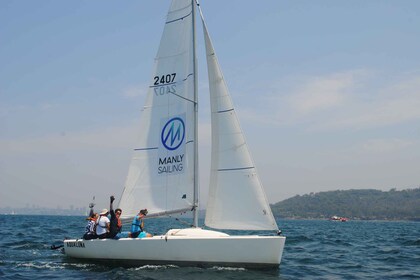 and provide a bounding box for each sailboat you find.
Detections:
[64,0,285,268]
